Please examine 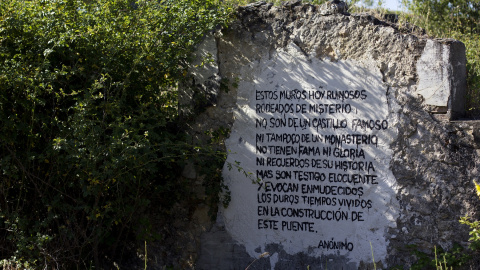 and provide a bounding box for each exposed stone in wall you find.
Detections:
[417,39,467,118]
[161,1,480,269]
